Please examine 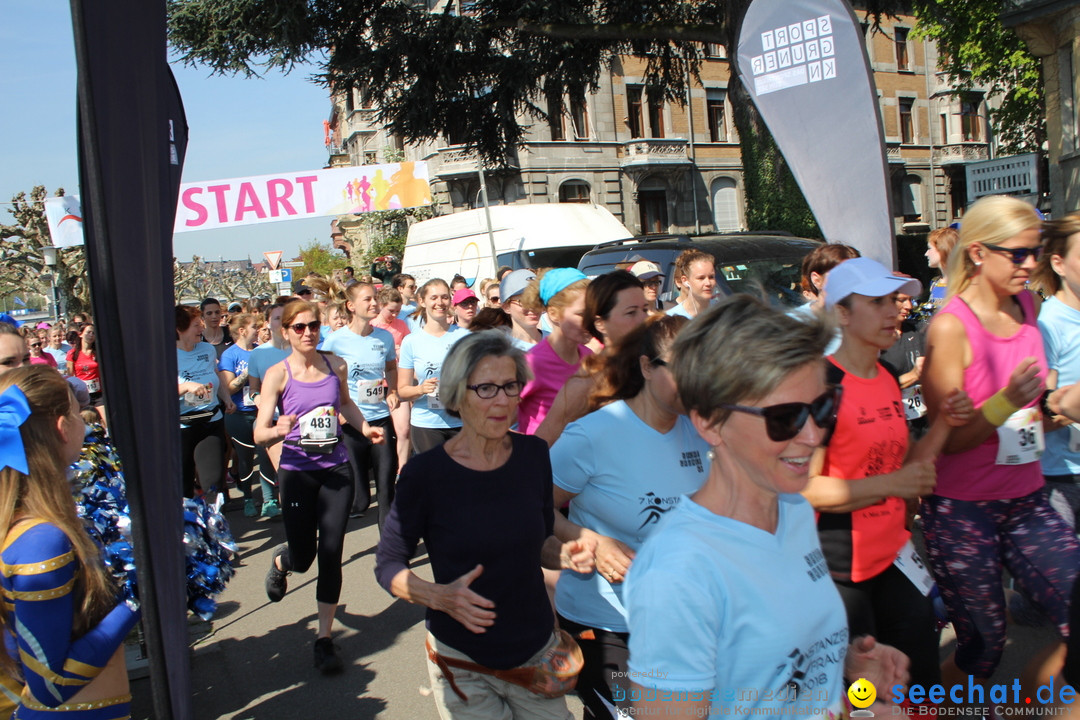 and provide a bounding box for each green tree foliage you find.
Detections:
[911,0,1044,154]
[0,186,91,316]
[167,0,900,239]
[298,239,348,280]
